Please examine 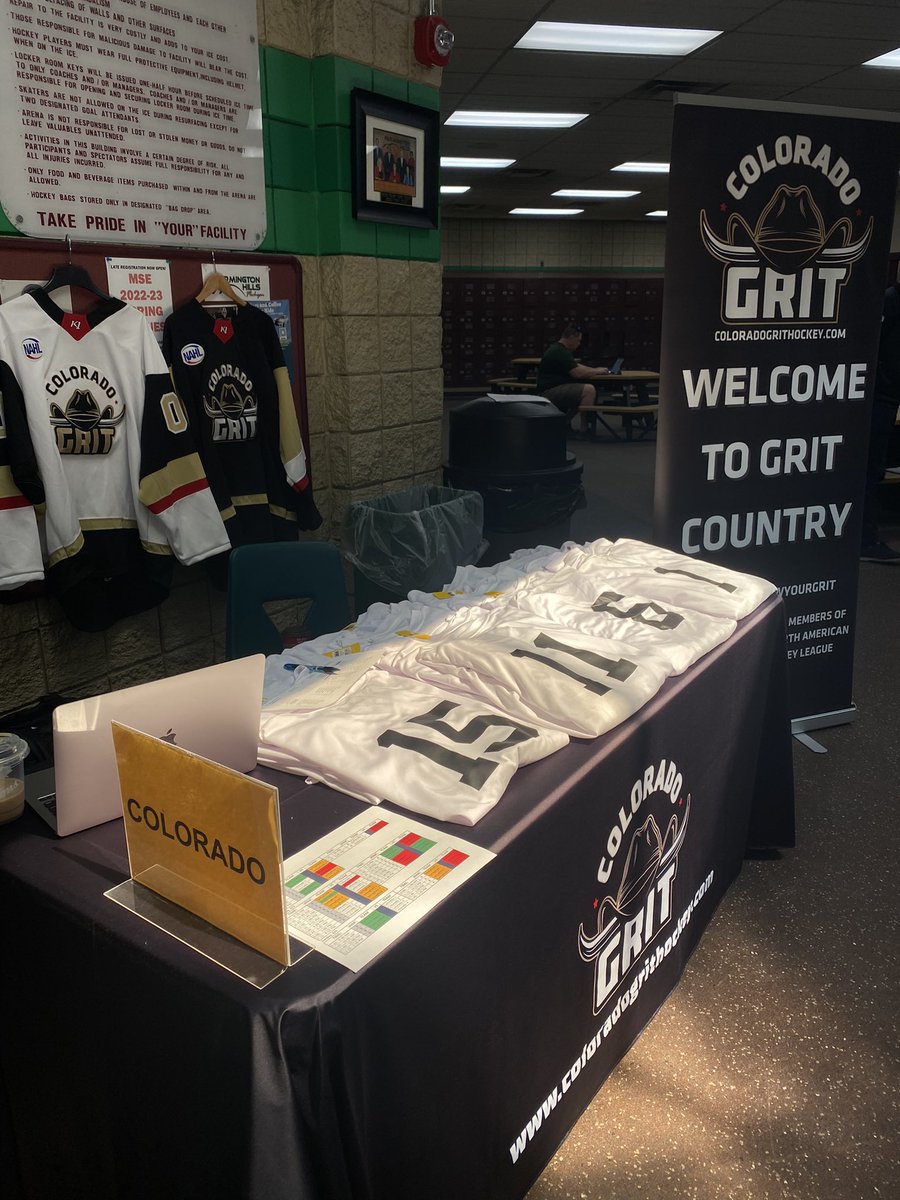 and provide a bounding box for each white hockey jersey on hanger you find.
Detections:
[0,290,229,623]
